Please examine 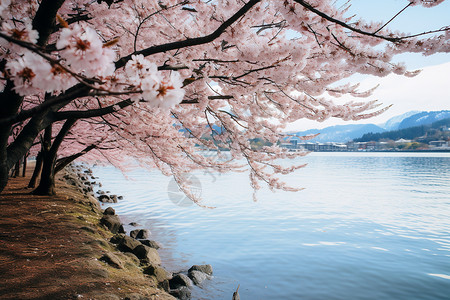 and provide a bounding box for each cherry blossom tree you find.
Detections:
[0,0,449,200]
